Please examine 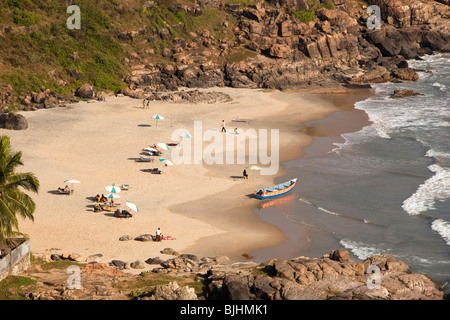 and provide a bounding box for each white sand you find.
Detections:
[4,87,340,273]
